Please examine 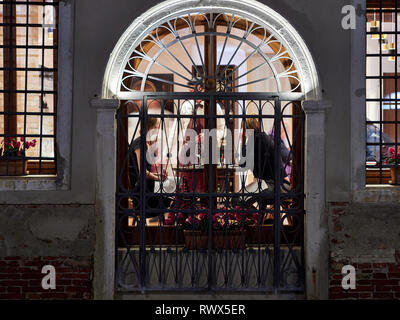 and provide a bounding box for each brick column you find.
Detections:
[90,98,119,300]
[302,100,331,299]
